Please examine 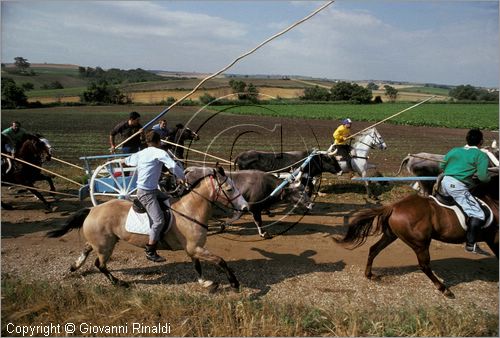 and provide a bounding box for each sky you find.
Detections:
[1,0,498,87]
